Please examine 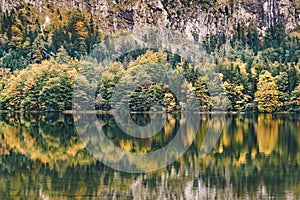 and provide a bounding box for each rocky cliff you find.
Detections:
[1,0,299,41]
